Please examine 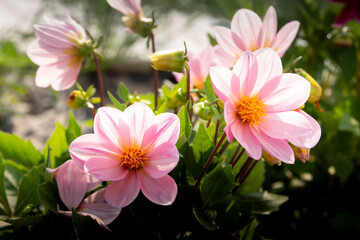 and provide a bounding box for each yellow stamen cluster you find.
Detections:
[120,147,147,170]
[237,95,266,126]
